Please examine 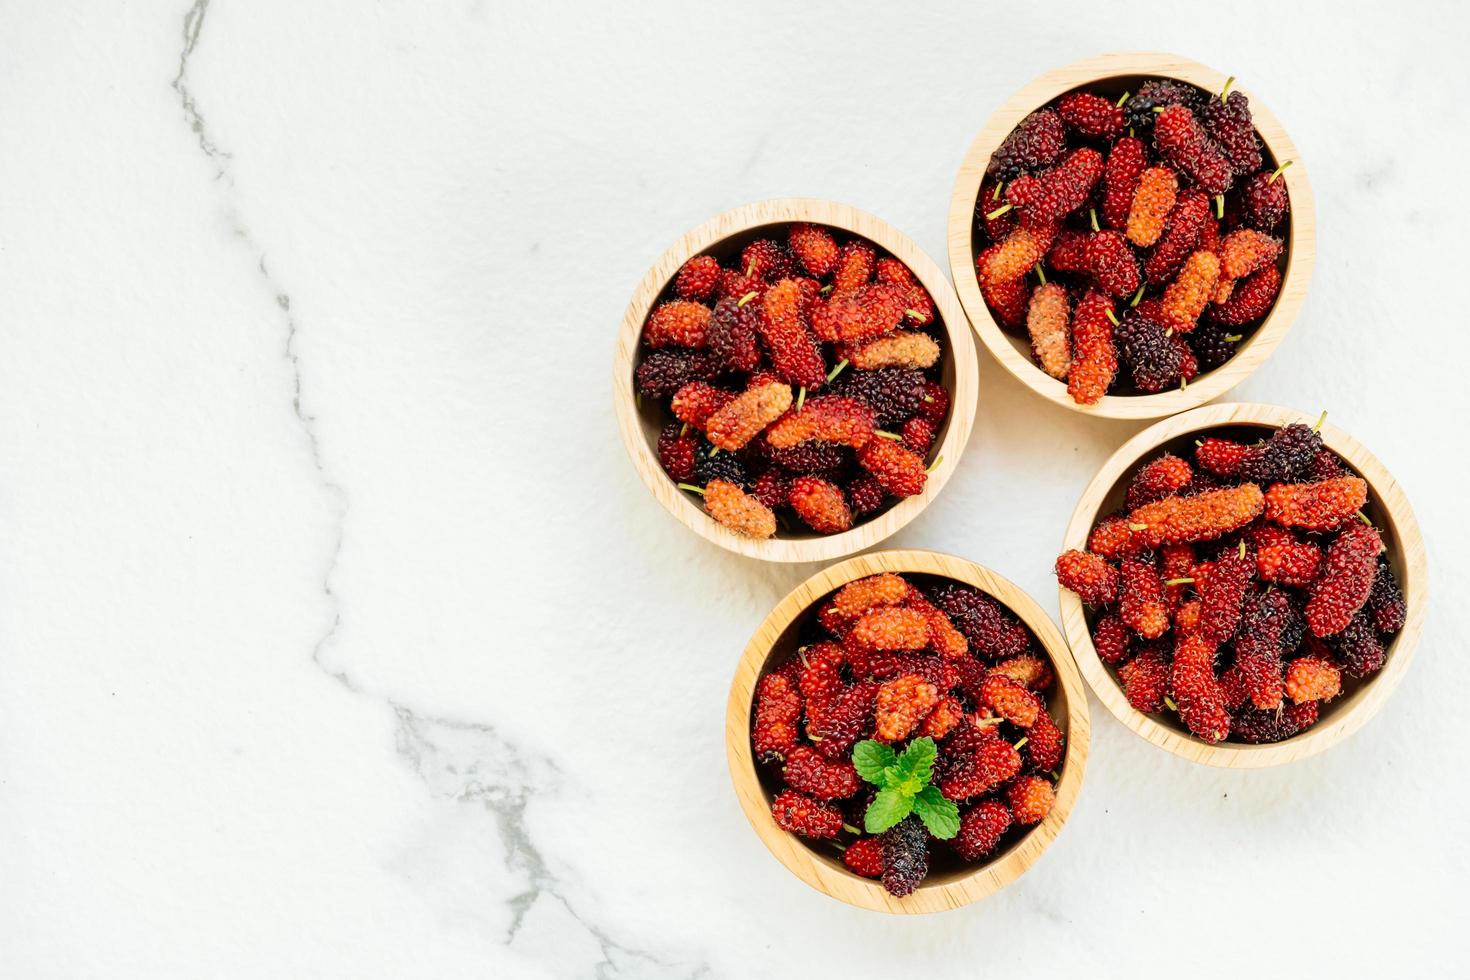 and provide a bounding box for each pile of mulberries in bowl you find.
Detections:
[751,572,1065,897]
[976,77,1291,404]
[1055,418,1407,744]
[634,225,950,539]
